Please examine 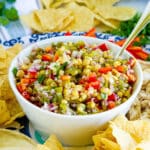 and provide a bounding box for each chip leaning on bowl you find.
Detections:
[0,44,24,129]
[9,36,143,146]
